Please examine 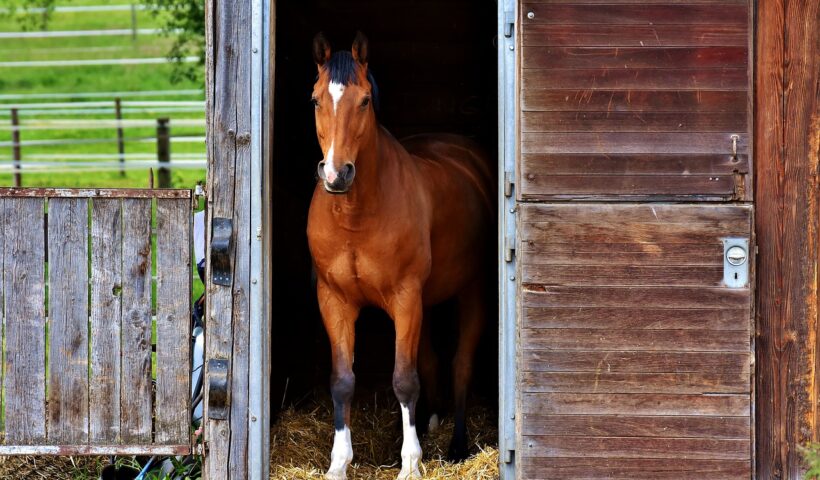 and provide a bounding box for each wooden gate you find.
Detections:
[0,188,192,455]
[508,0,754,478]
